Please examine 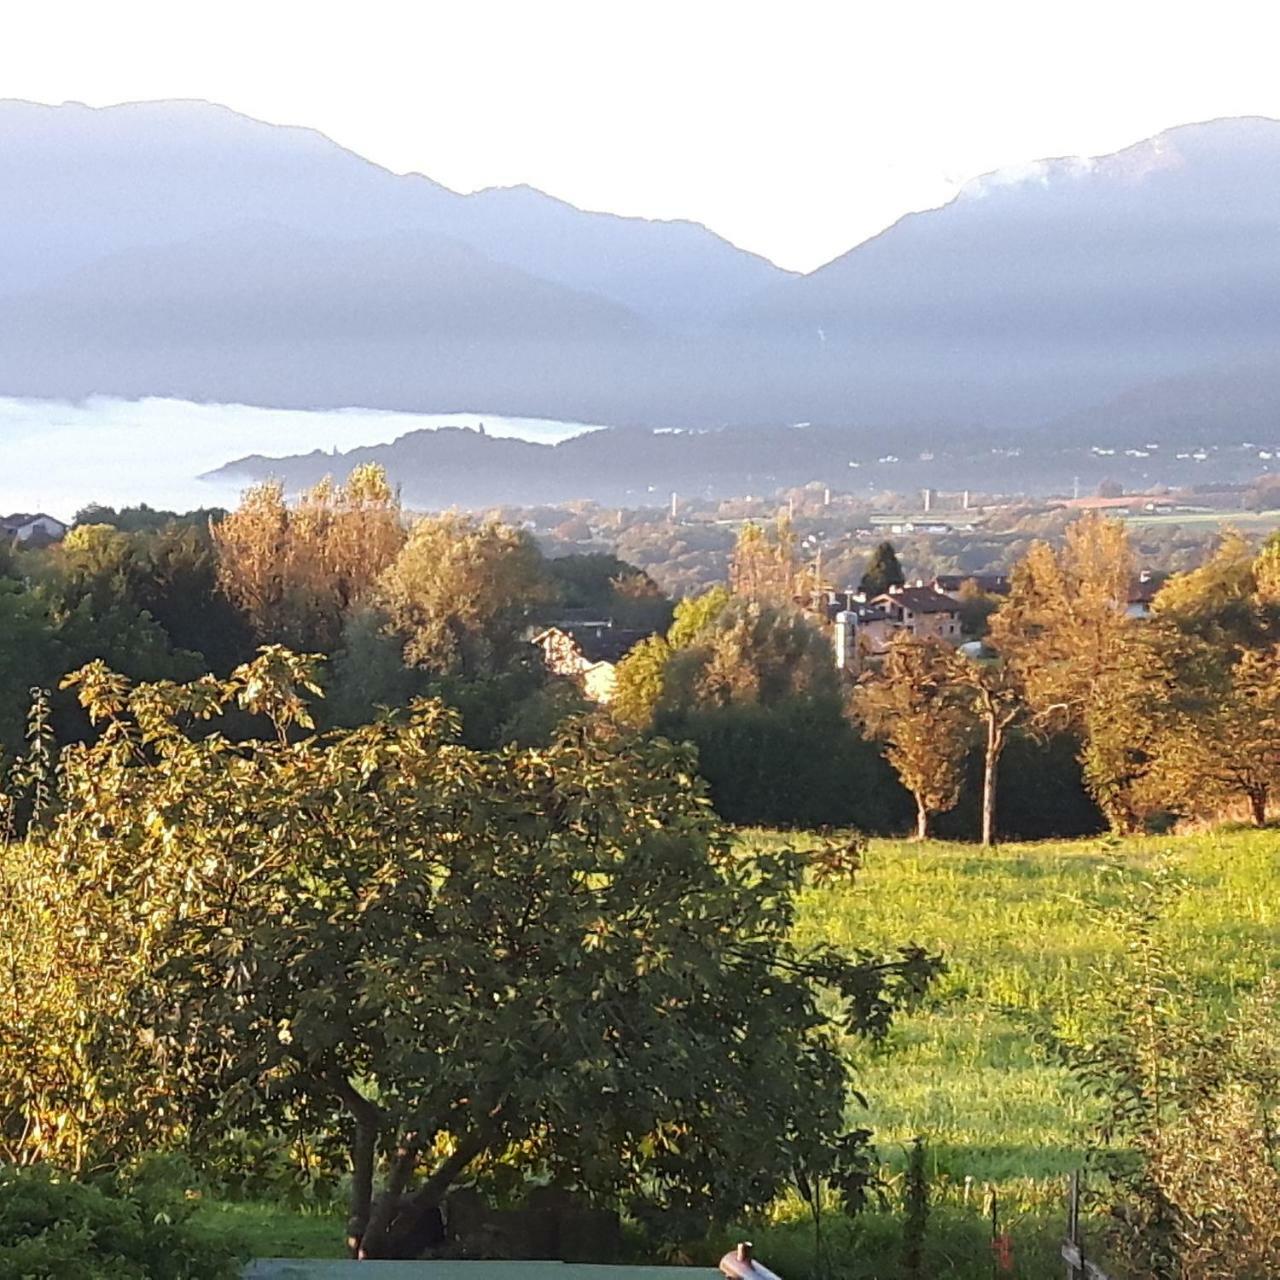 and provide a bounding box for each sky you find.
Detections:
[5,0,1280,271]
